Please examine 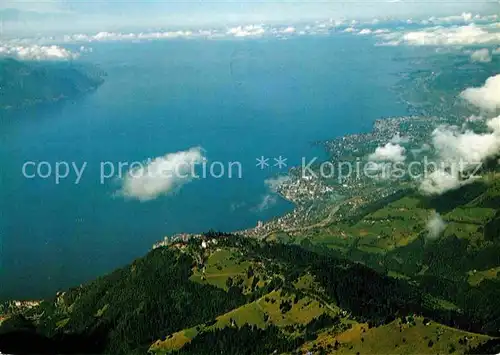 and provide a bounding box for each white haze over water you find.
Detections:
[254,176,292,212]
